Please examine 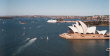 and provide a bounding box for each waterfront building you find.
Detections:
[68,21,107,35]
